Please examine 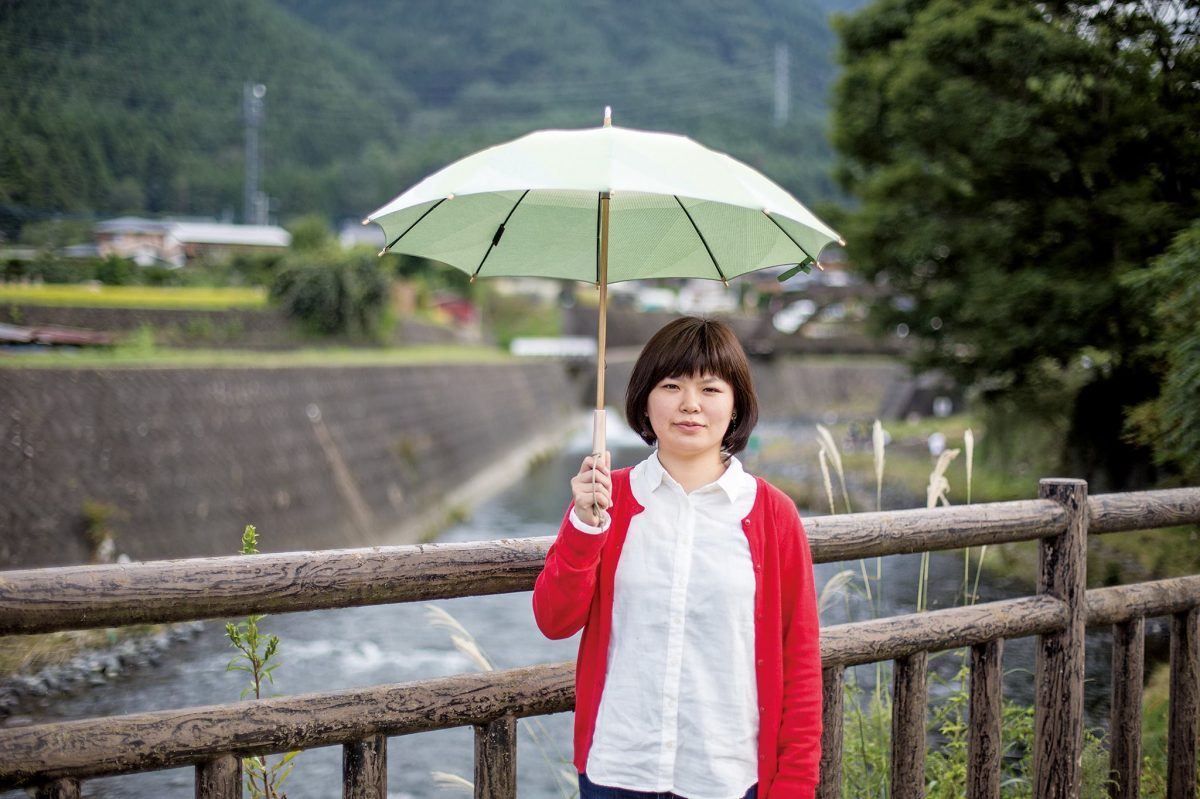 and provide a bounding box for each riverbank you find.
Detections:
[0,623,203,721]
